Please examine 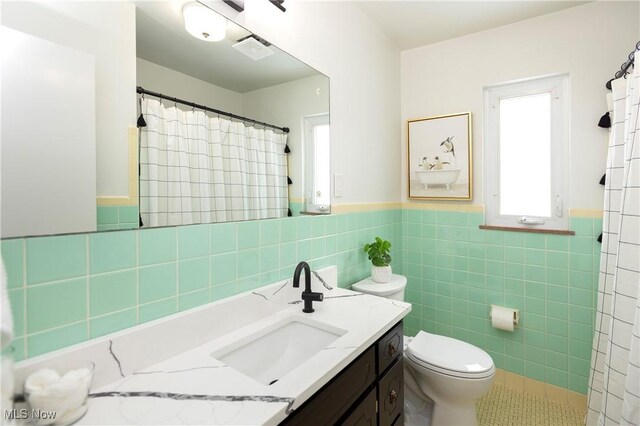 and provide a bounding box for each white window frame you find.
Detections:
[303,113,331,213]
[483,74,570,231]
